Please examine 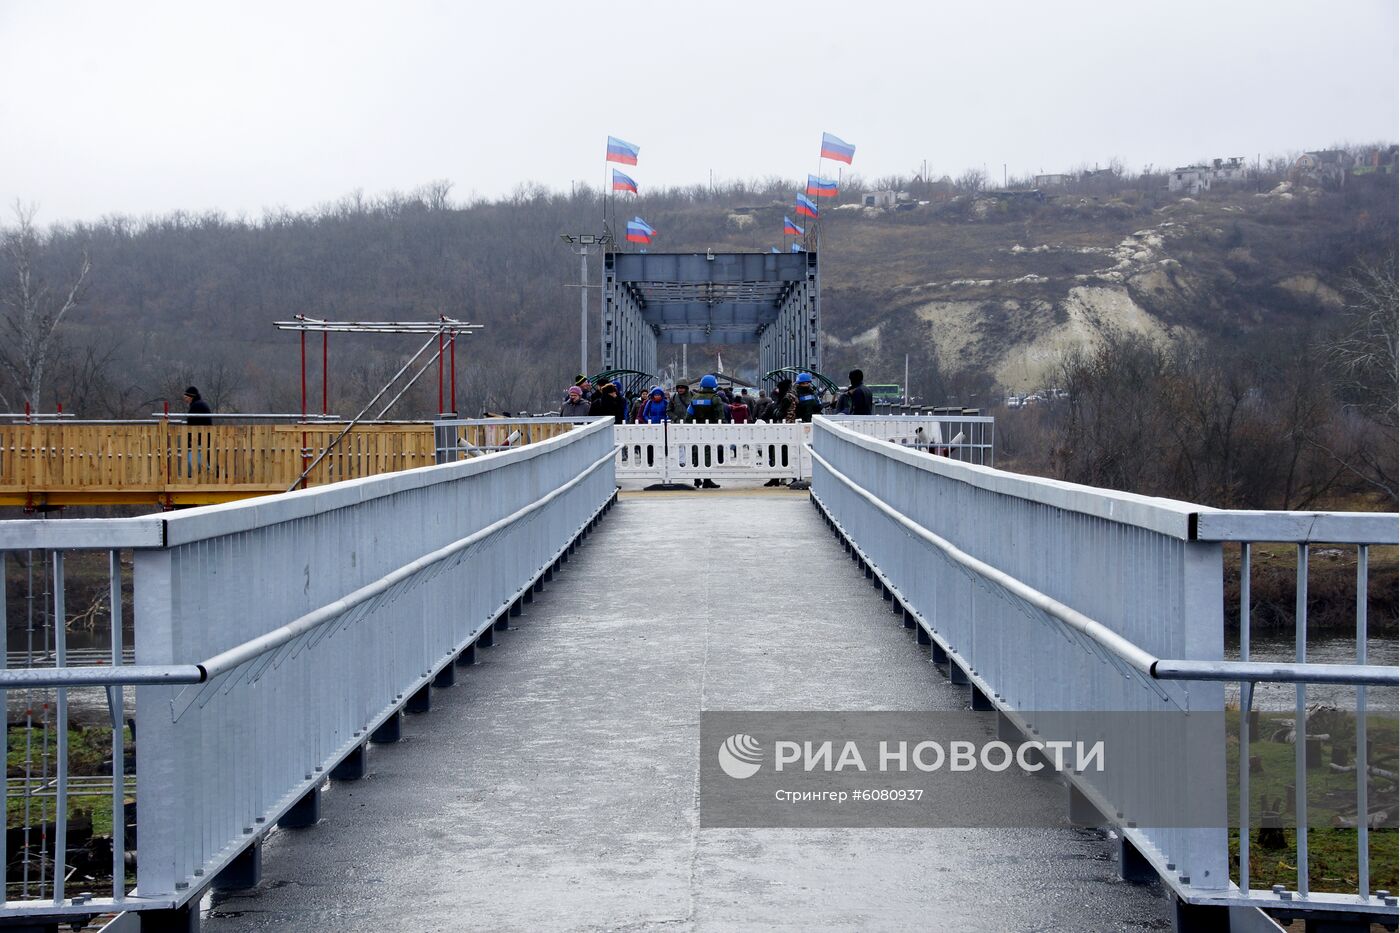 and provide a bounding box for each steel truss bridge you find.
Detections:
[0,417,1394,933]
[602,251,820,375]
